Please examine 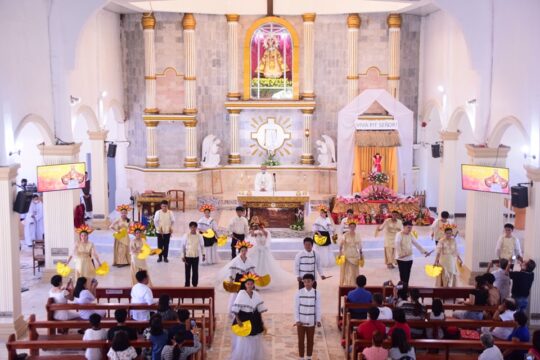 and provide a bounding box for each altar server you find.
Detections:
[154,200,175,263]
[376,211,403,269]
[24,194,44,247]
[339,209,355,235]
[294,273,321,360]
[254,164,274,192]
[312,205,335,268]
[395,221,429,285]
[198,204,220,265]
[495,223,523,261]
[431,210,452,245]
[228,206,250,259]
[294,237,328,289]
[181,222,205,287]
